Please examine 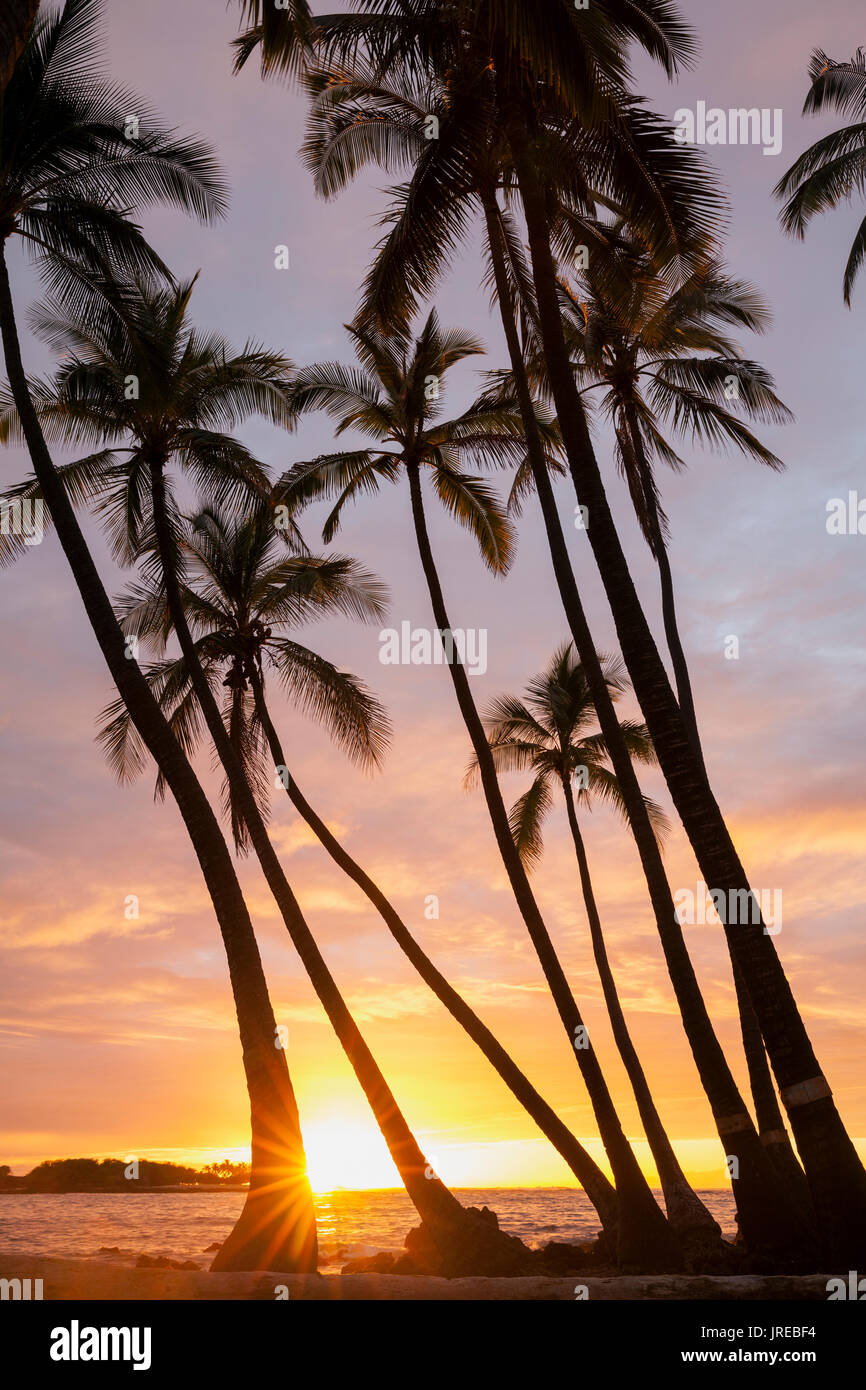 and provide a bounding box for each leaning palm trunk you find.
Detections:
[731,960,814,1215]
[622,400,813,1214]
[405,456,680,1272]
[146,465,527,1273]
[0,250,317,1274]
[504,116,866,1264]
[621,401,705,776]
[247,666,619,1238]
[560,774,720,1252]
[480,188,809,1262]
[0,0,38,97]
